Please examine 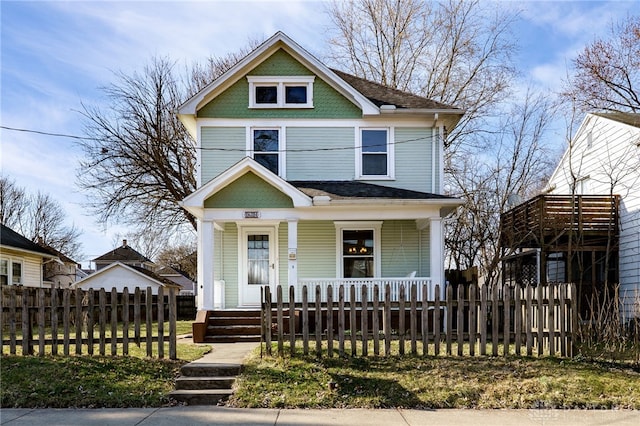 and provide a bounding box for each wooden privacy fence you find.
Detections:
[0,286,177,359]
[262,282,578,358]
